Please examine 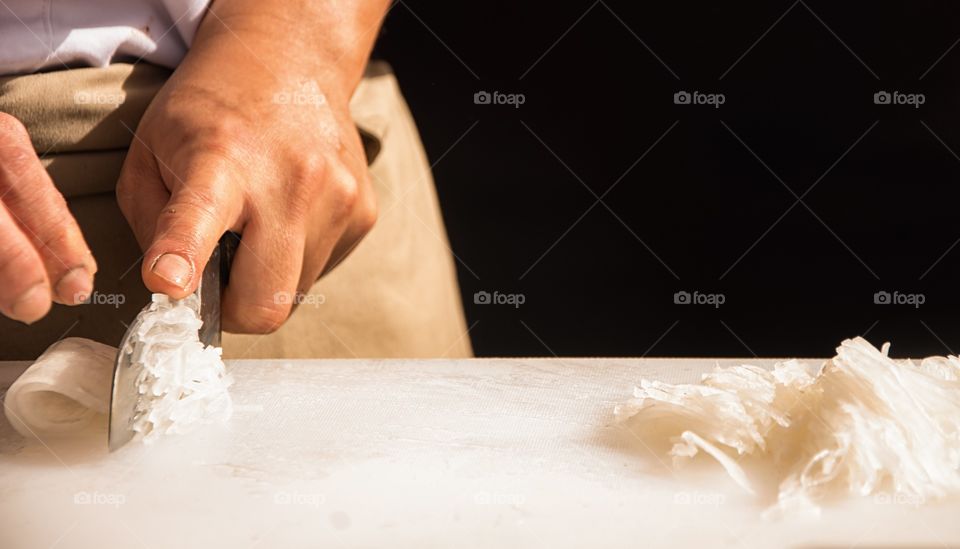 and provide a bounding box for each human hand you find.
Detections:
[116,4,381,333]
[0,113,97,324]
